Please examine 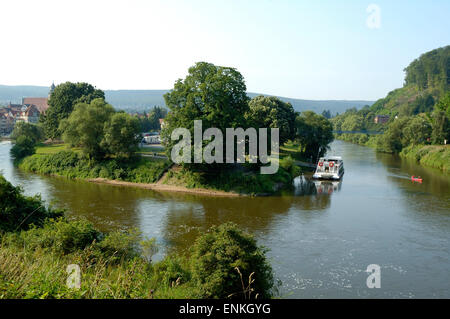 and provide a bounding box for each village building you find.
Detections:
[22,97,49,115]
[374,115,390,124]
[0,97,49,135]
